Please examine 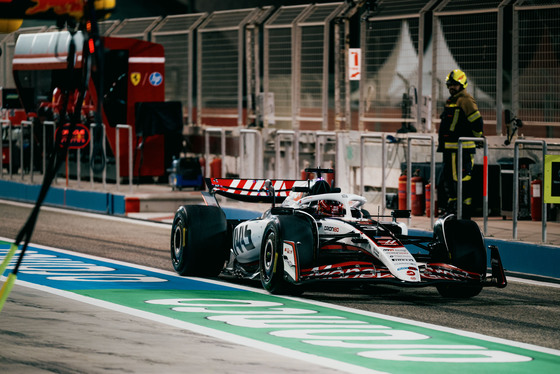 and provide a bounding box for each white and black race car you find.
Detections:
[170,168,507,298]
